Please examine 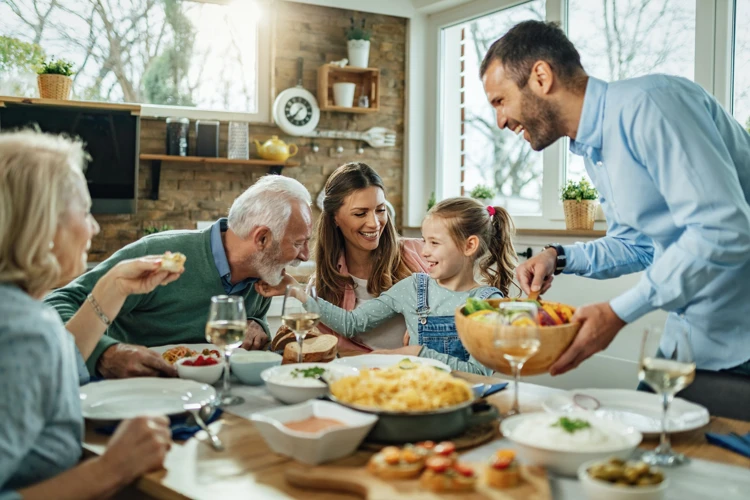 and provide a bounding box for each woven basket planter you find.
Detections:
[37,74,72,100]
[563,199,598,230]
